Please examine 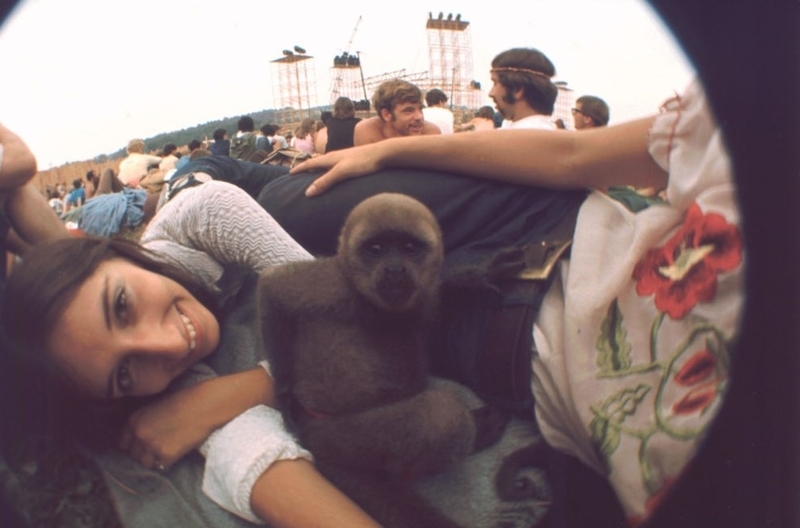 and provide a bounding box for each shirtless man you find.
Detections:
[353,80,441,146]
